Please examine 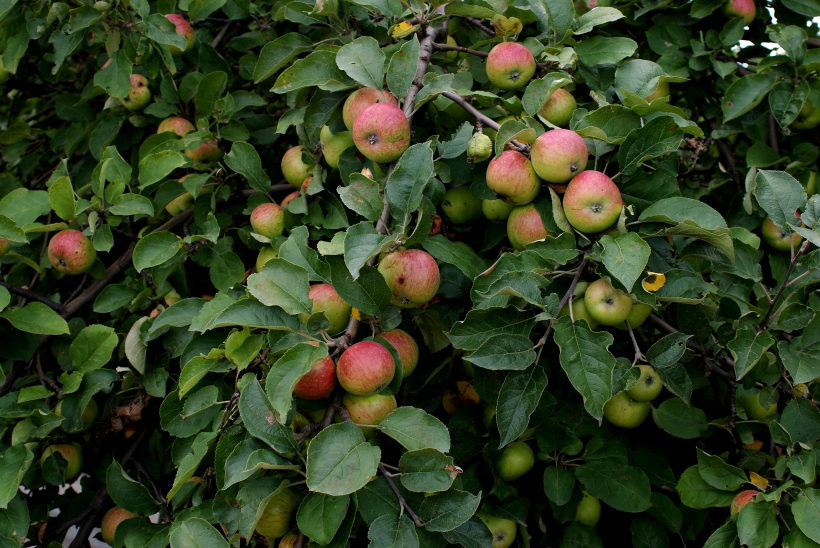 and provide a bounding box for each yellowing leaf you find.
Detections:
[749,472,769,490]
[643,272,666,292]
[392,21,418,38]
